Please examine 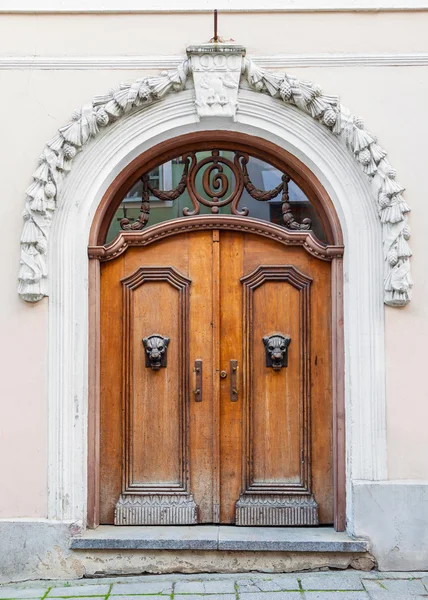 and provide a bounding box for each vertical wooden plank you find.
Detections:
[211,229,221,523]
[188,231,215,522]
[219,231,244,523]
[308,255,333,524]
[87,257,100,528]
[99,255,125,524]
